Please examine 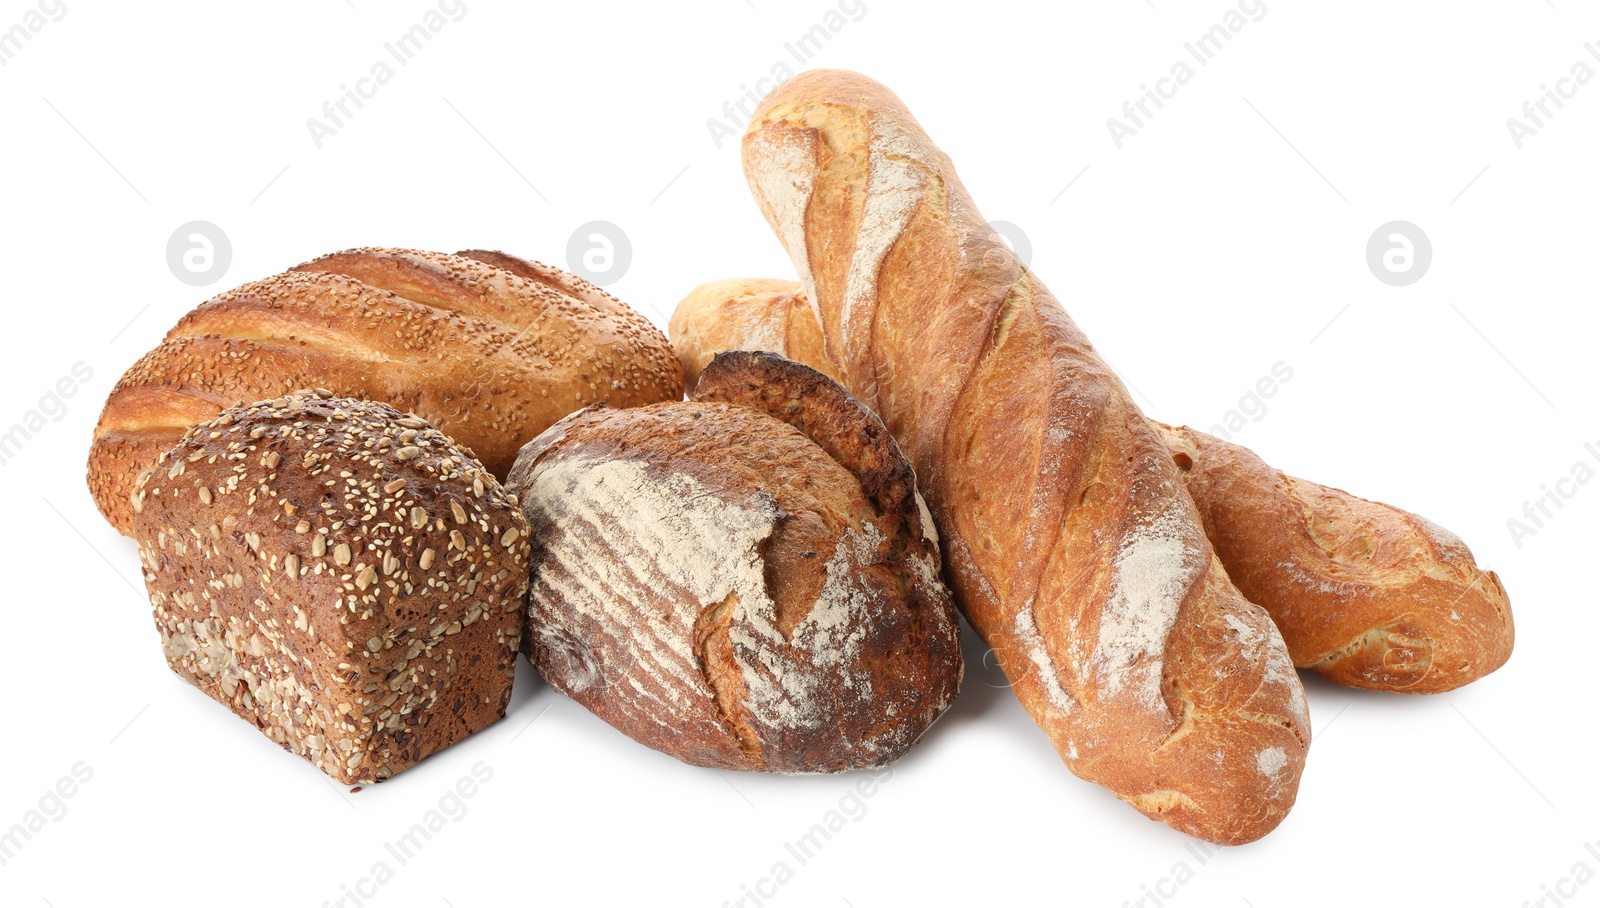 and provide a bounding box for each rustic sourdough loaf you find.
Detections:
[741,71,1308,843]
[506,351,962,773]
[671,279,1514,694]
[90,247,682,536]
[129,391,528,784]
